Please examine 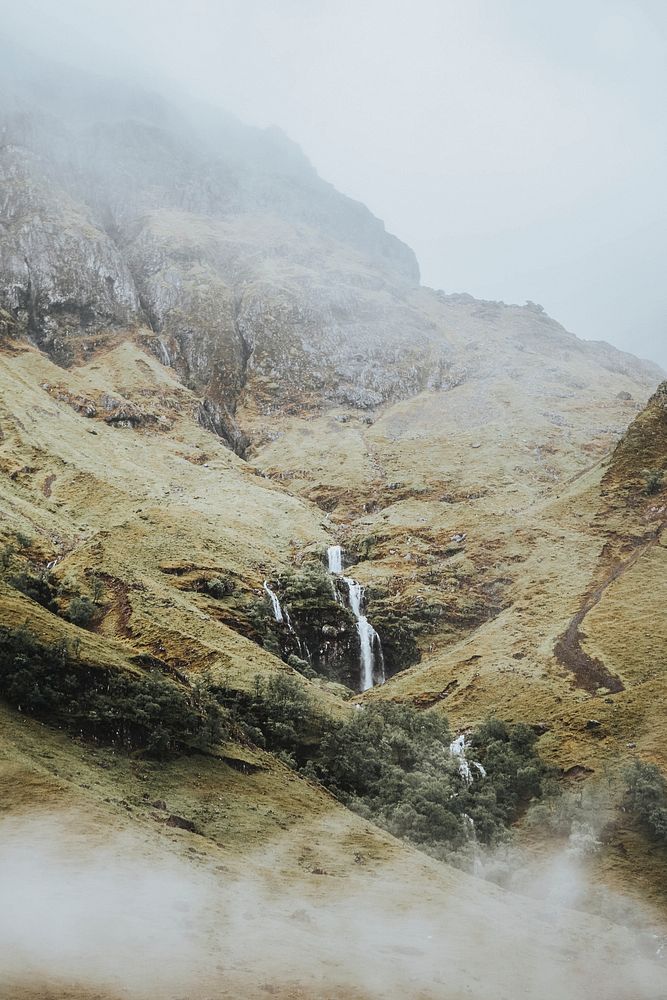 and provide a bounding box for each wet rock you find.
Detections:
[104,403,158,428]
